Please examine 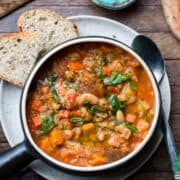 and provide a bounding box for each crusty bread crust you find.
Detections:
[17,8,78,53]
[161,0,180,40]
